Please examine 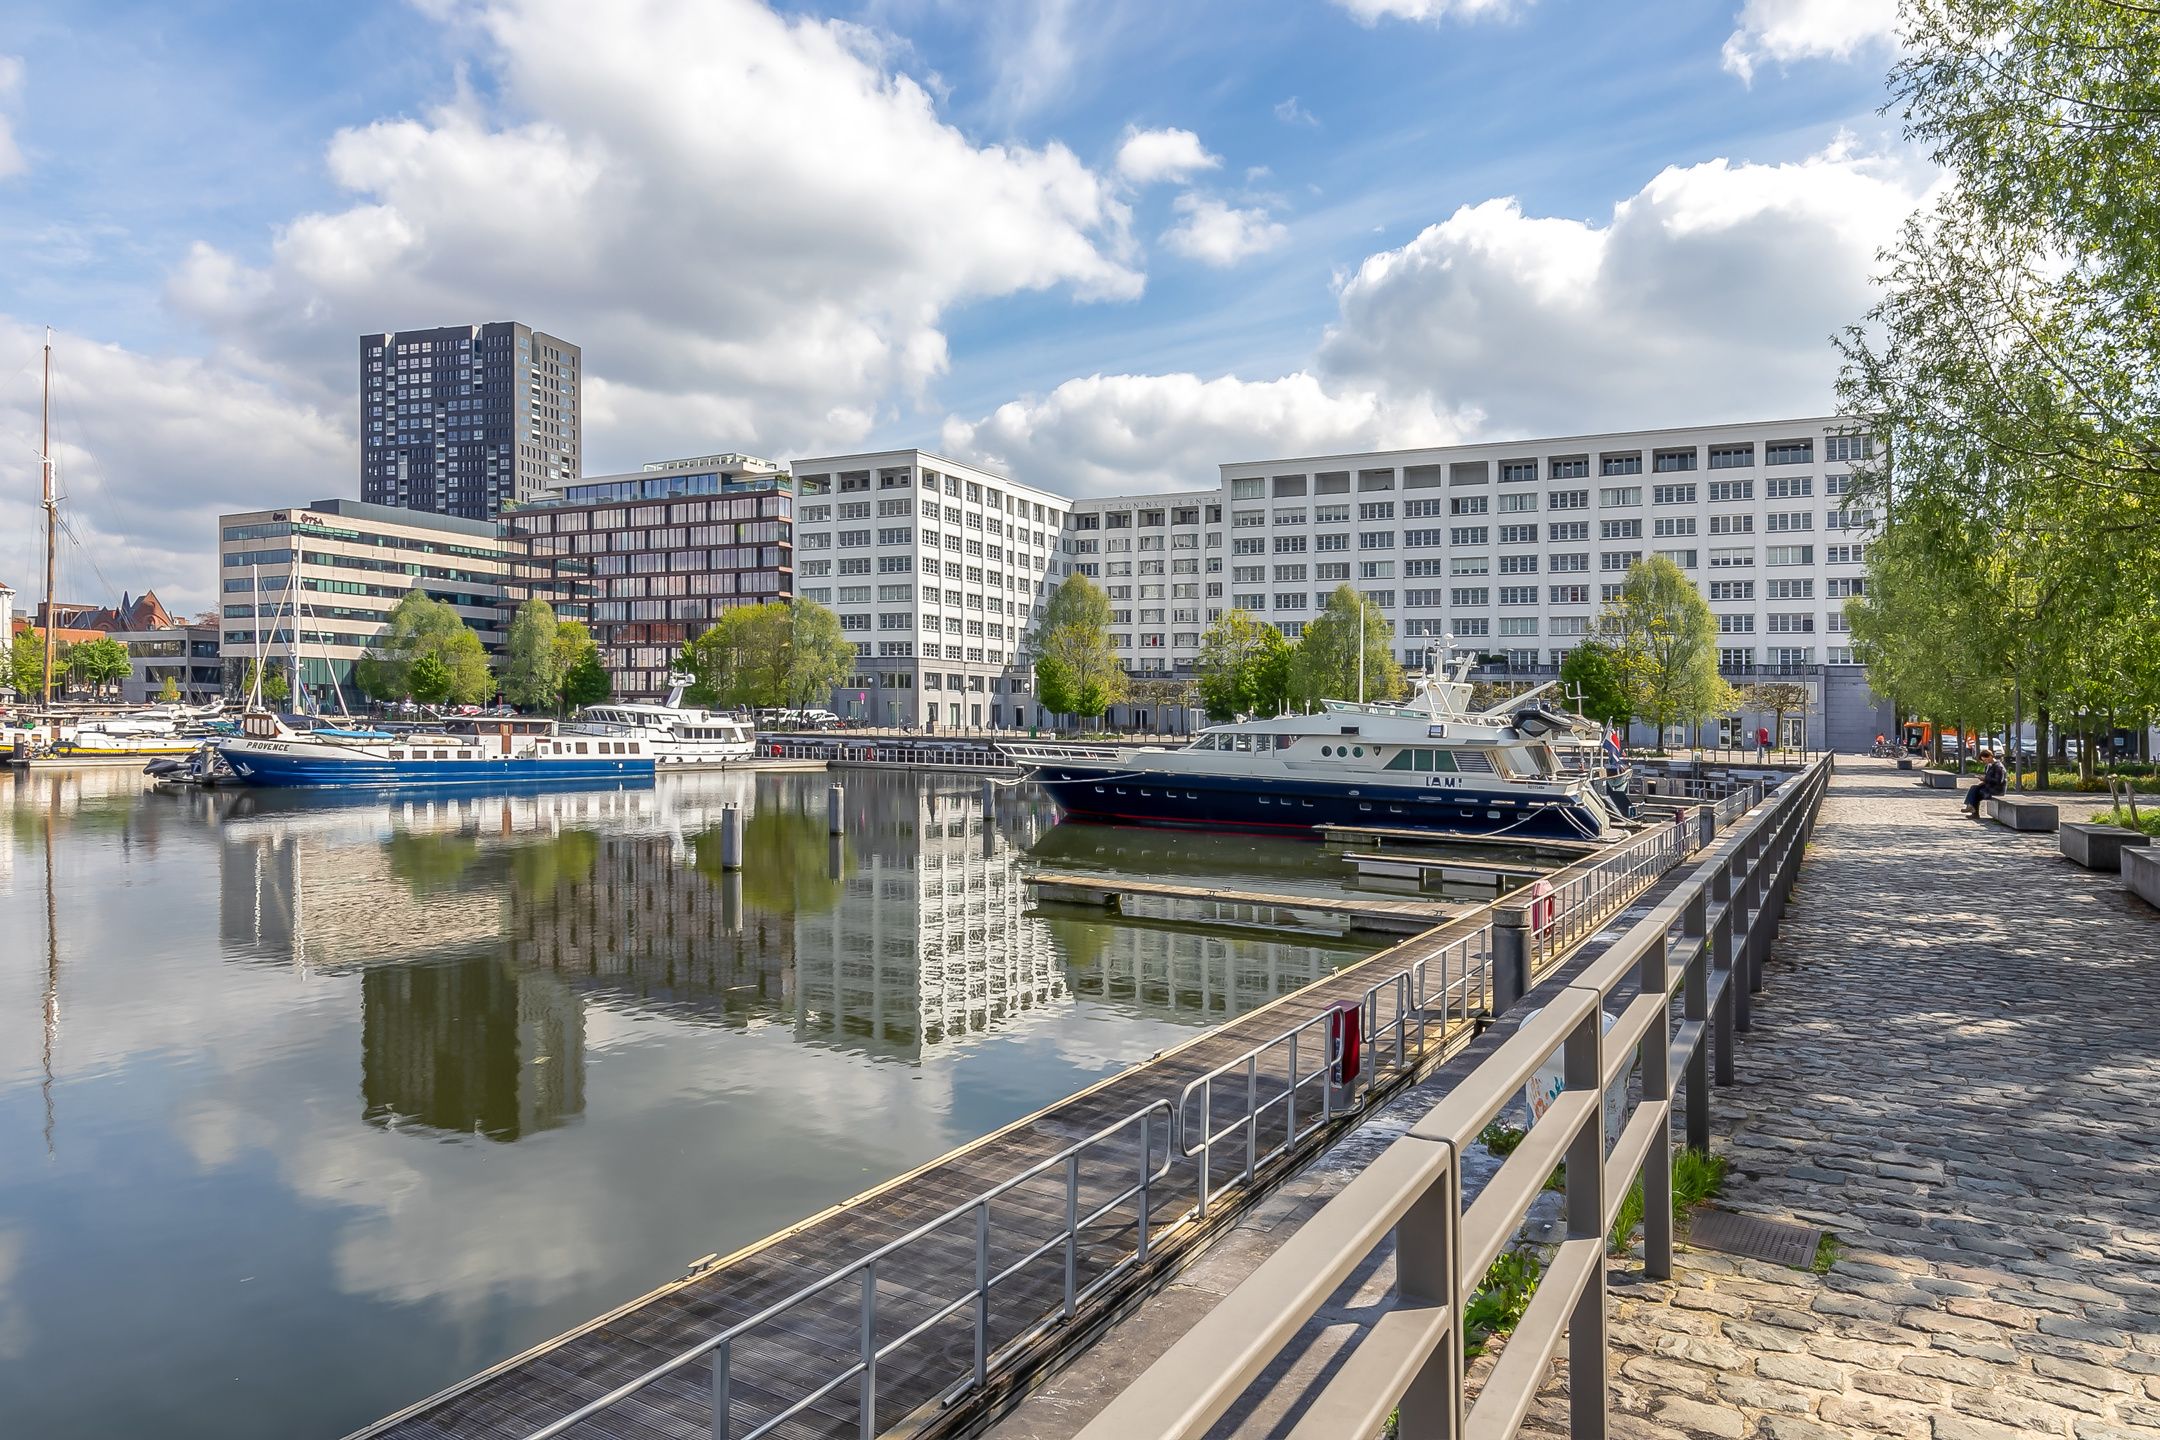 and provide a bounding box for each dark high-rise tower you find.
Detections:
[360,322,581,519]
